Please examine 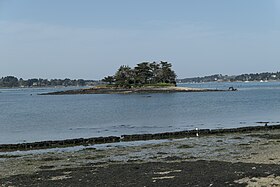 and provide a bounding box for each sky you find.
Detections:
[0,0,280,79]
